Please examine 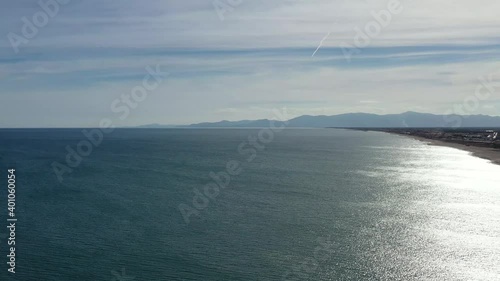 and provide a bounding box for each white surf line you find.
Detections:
[311,31,332,57]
